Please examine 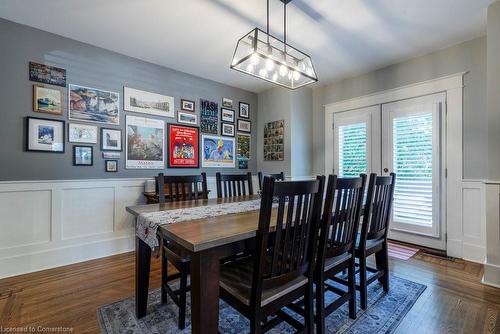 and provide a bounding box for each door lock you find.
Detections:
[383,168,389,173]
